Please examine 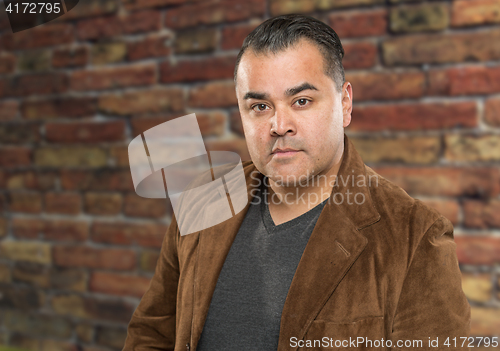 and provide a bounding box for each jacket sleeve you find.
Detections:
[390,215,471,350]
[123,213,180,351]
